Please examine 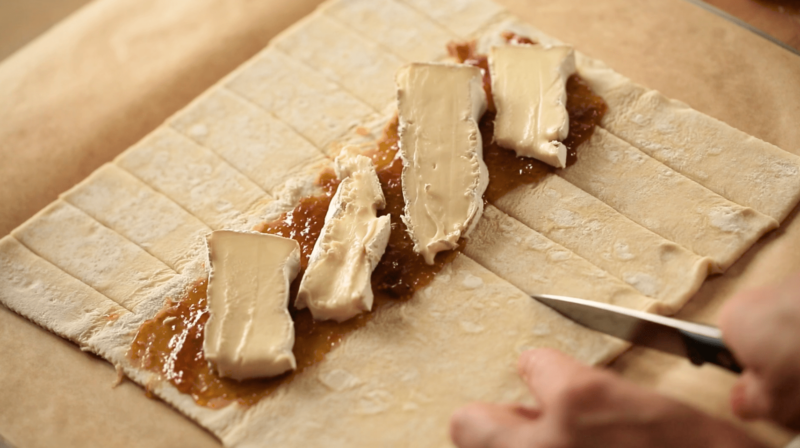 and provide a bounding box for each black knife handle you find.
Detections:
[679,330,743,374]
